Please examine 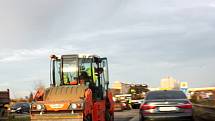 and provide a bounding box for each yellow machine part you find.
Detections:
[31,85,87,121]
[43,85,86,102]
[31,113,83,121]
